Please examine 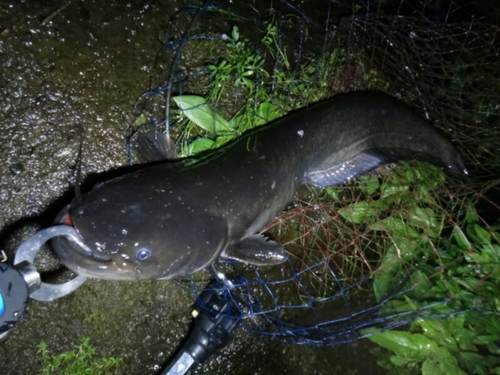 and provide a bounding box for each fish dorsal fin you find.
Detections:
[304,151,387,188]
[221,234,287,266]
[74,124,86,205]
[131,132,177,163]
